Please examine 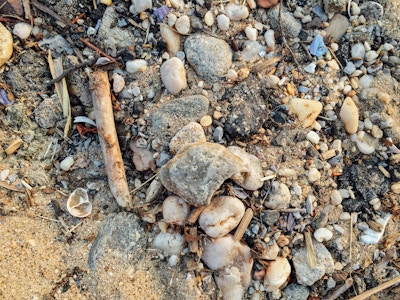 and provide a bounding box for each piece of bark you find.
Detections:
[89,69,131,207]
